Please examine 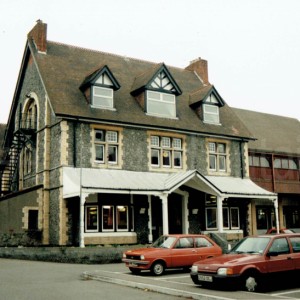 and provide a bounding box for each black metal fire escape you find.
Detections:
[0,110,36,195]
